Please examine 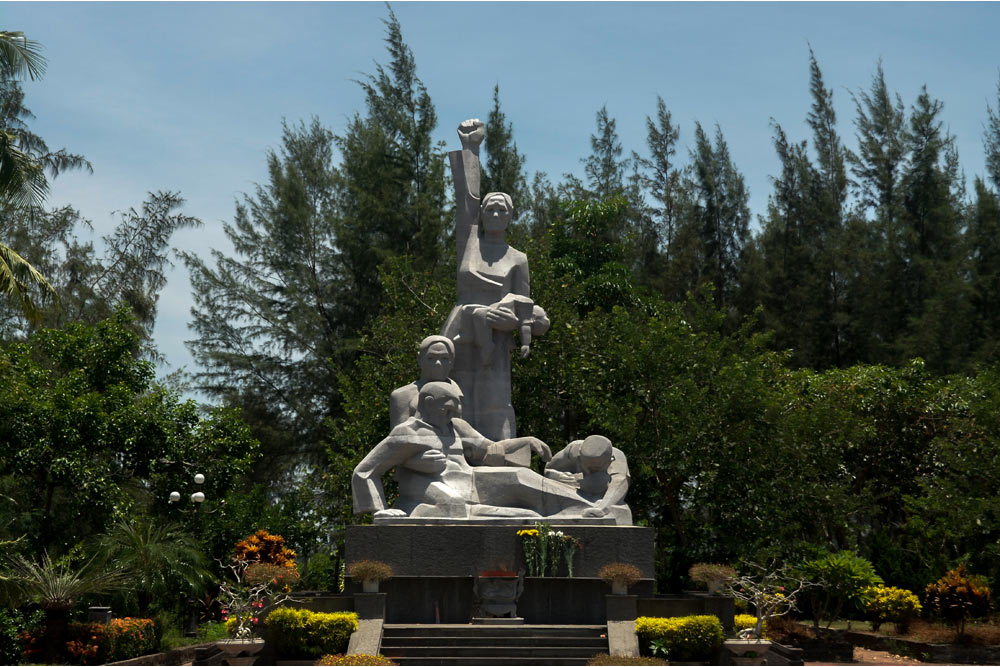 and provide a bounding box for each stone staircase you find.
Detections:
[379,623,609,666]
